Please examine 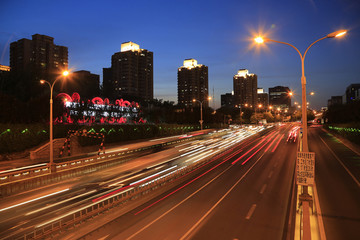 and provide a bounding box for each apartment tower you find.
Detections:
[177,59,209,108]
